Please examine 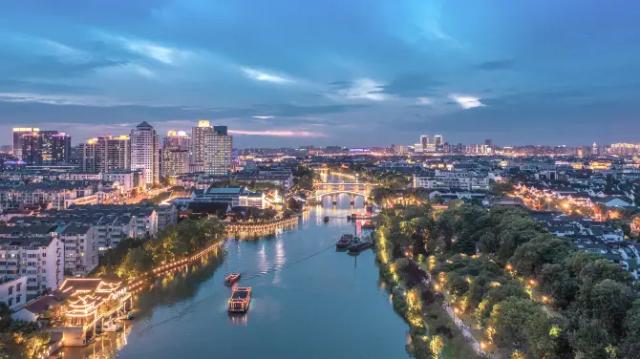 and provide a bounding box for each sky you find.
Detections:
[1,0,639,148]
